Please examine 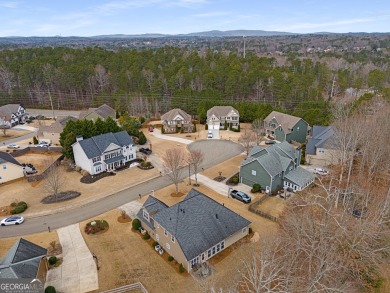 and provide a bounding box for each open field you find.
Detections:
[0,129,32,143]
